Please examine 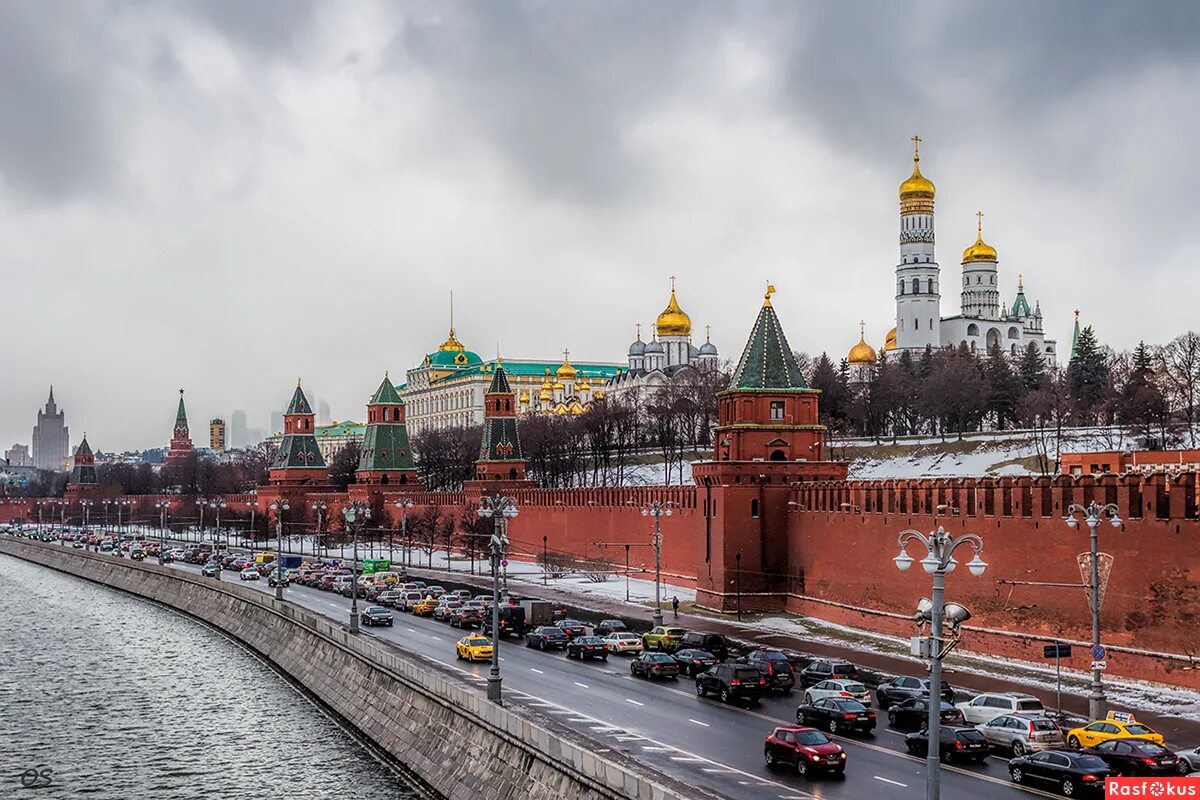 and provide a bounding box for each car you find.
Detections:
[594,619,628,637]
[979,714,1066,756]
[888,698,965,730]
[695,663,767,704]
[434,600,463,621]
[956,692,1046,725]
[239,567,260,581]
[1178,746,1200,775]
[360,606,394,627]
[565,635,609,661]
[267,569,289,587]
[641,626,688,651]
[376,590,401,607]
[456,634,494,662]
[201,561,222,578]
[630,652,680,680]
[397,591,424,611]
[450,589,472,600]
[1009,750,1111,795]
[874,675,956,709]
[412,597,438,616]
[796,697,877,735]
[672,648,717,677]
[804,679,872,706]
[1066,719,1164,749]
[904,725,989,764]
[72,540,85,549]
[602,632,644,655]
[674,631,730,661]
[554,619,587,639]
[525,626,569,650]
[764,726,846,777]
[1084,739,1182,776]
[743,649,796,693]
[454,601,485,629]
[798,659,861,688]
[480,604,527,639]
[159,549,174,562]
